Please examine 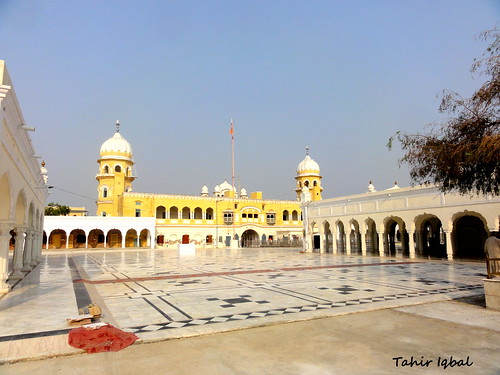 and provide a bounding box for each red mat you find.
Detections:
[68,324,139,354]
